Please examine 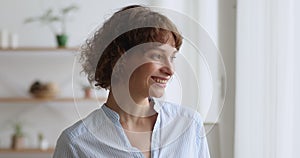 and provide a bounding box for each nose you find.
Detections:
[160,59,174,76]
